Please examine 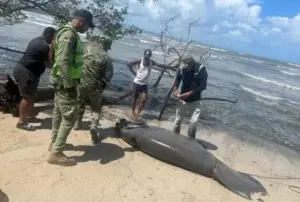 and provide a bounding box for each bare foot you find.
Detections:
[135,112,142,120]
[131,112,137,120]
